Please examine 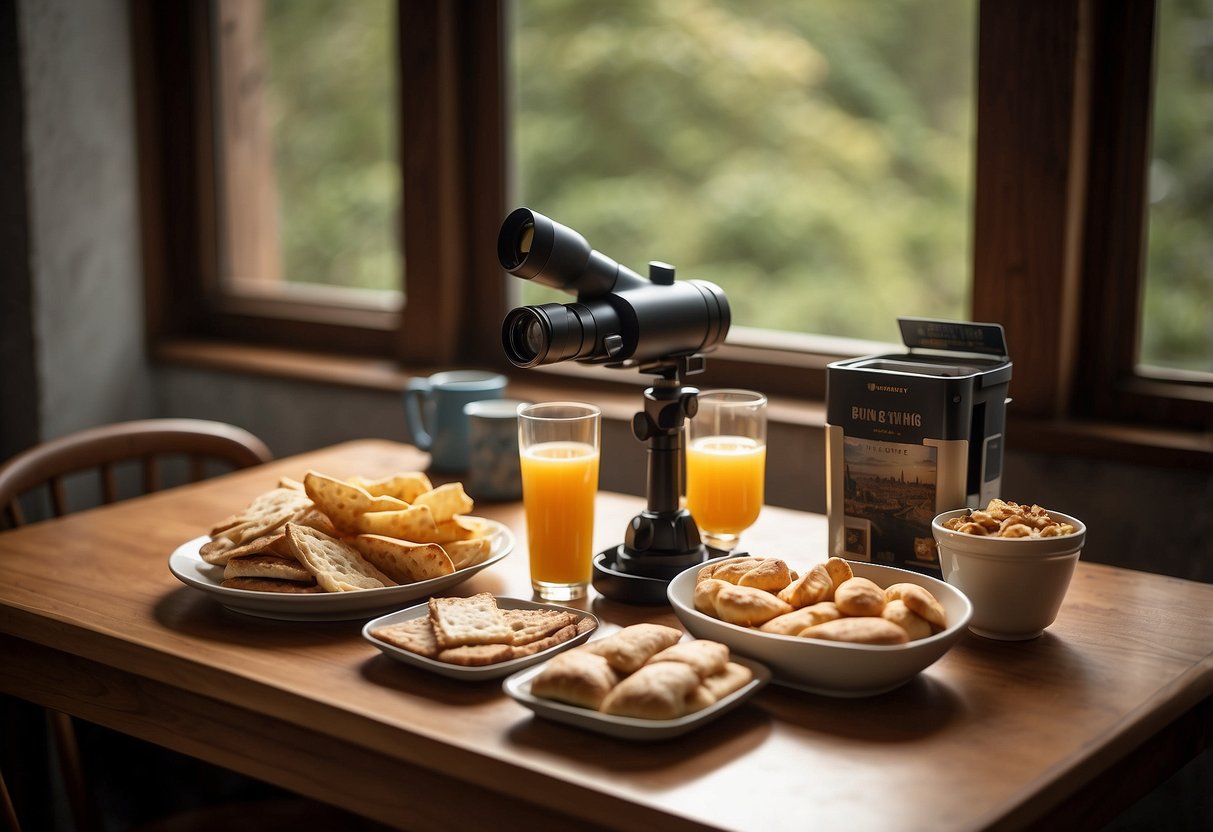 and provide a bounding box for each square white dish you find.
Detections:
[502,653,770,741]
[167,518,513,622]
[363,596,598,680]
